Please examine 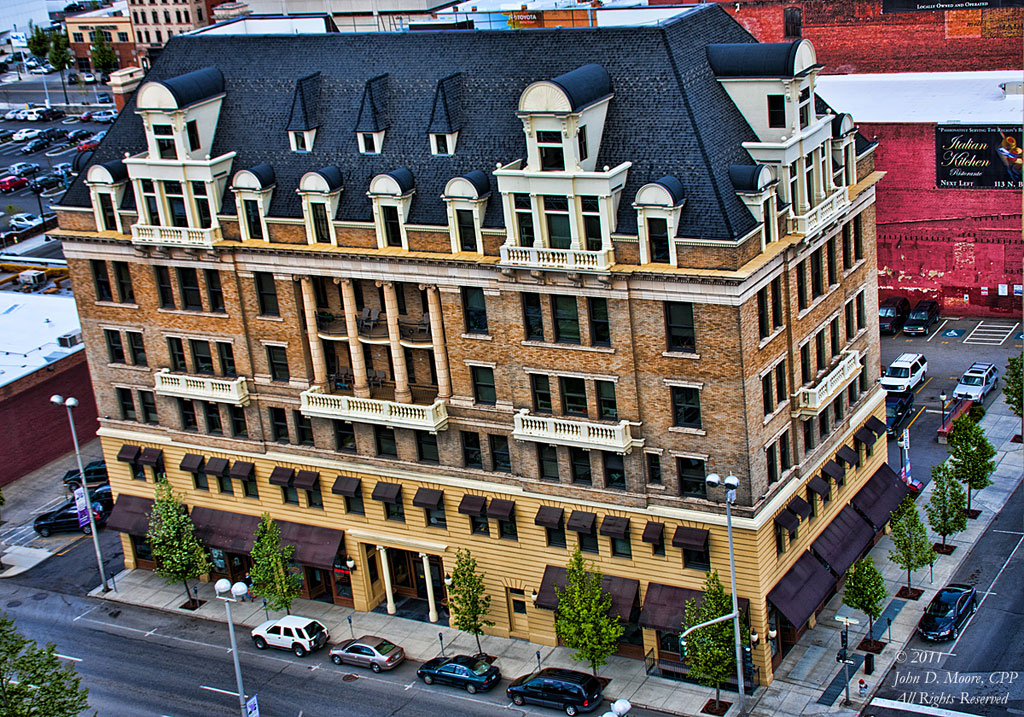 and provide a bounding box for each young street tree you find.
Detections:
[447,548,494,655]
[925,462,968,550]
[146,477,211,608]
[0,613,91,717]
[249,513,302,614]
[1004,353,1022,420]
[27,26,51,63]
[888,505,934,596]
[89,31,116,74]
[47,33,73,104]
[554,546,623,676]
[842,558,887,643]
[682,570,748,710]
[948,415,996,517]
